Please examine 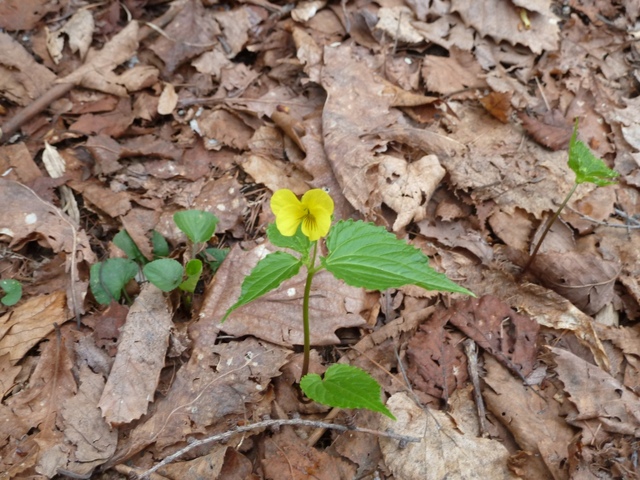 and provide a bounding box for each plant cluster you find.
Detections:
[89,210,227,304]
